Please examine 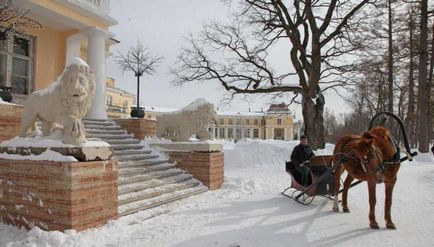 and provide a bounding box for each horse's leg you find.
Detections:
[333,166,343,212]
[367,178,379,229]
[342,174,355,213]
[385,176,398,229]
